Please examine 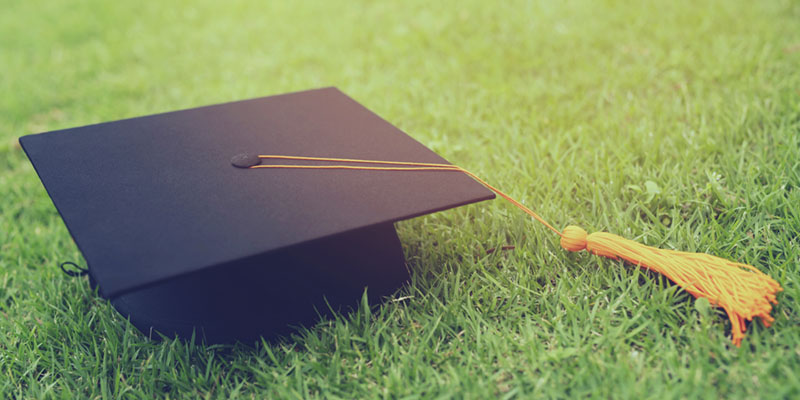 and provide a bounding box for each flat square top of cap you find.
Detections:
[20,87,494,297]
